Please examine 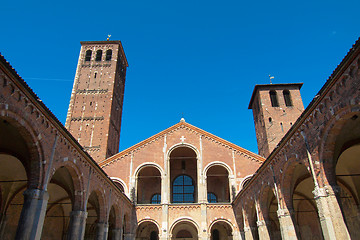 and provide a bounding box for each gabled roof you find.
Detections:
[100,120,265,166]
